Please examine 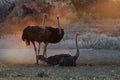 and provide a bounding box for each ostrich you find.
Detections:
[22,15,64,64]
[38,32,80,66]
